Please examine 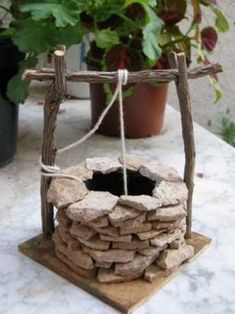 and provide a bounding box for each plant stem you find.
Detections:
[0,5,11,14]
